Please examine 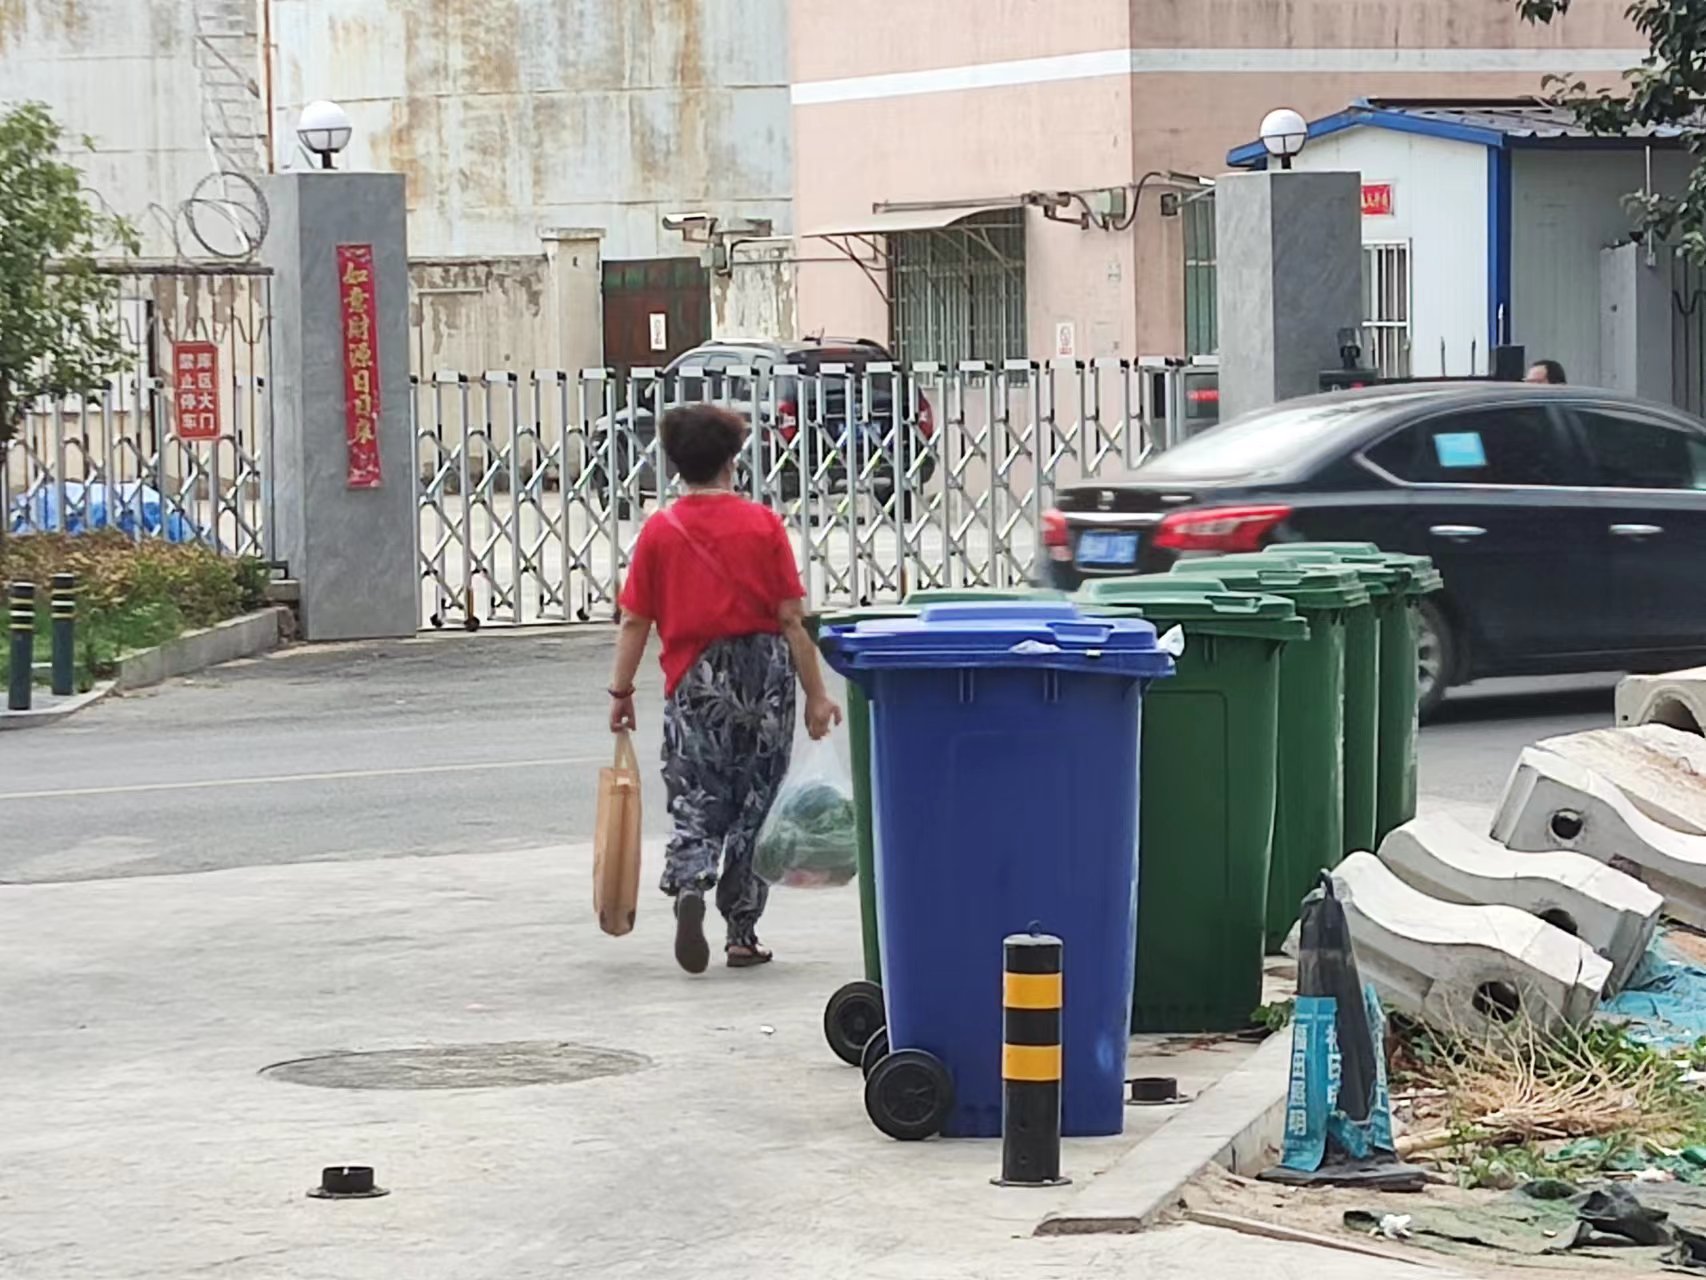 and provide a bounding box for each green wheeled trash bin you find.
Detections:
[1167,558,1368,950]
[1258,544,1444,843]
[812,588,1047,1068]
[1076,577,1307,1031]
[1257,547,1400,857]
